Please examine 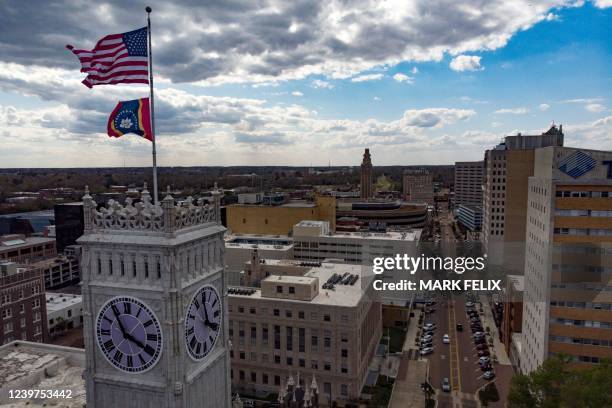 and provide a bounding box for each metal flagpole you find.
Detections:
[146,6,159,204]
